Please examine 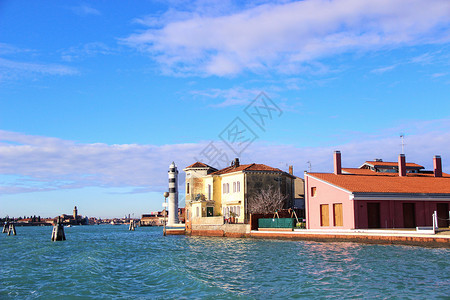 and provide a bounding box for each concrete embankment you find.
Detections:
[189,224,251,238]
[186,224,450,247]
[251,229,450,248]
